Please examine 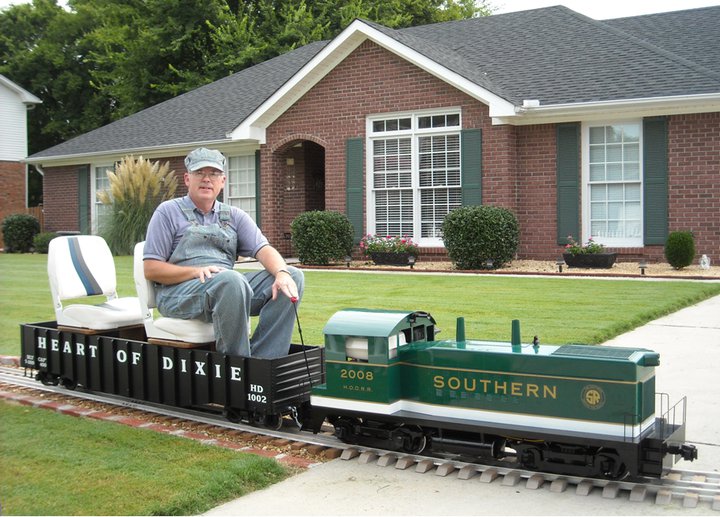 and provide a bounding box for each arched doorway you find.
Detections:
[278,140,326,251]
